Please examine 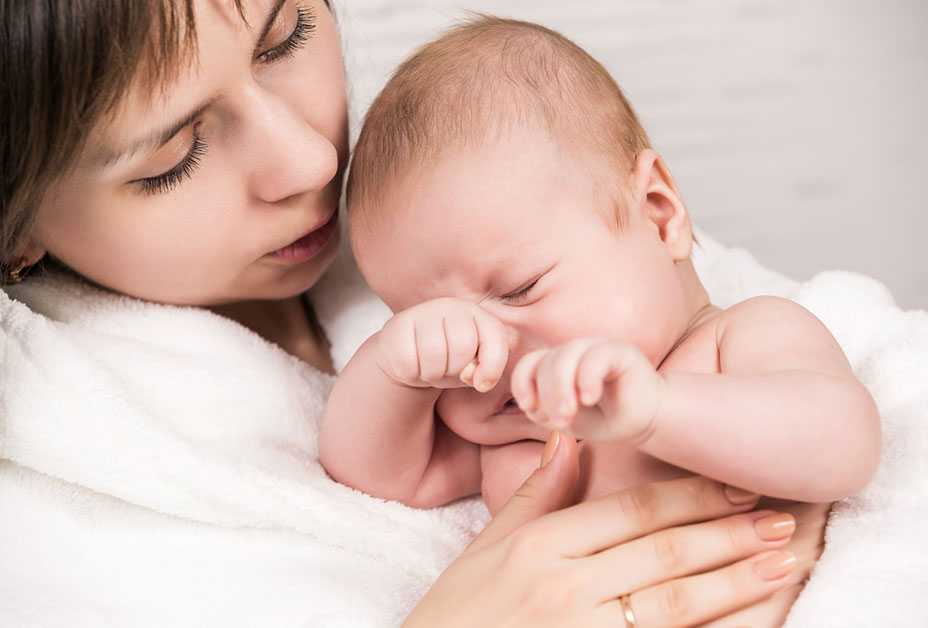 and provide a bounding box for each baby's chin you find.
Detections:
[459,422,549,447]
